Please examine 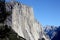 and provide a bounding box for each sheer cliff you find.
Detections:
[4,1,50,40]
